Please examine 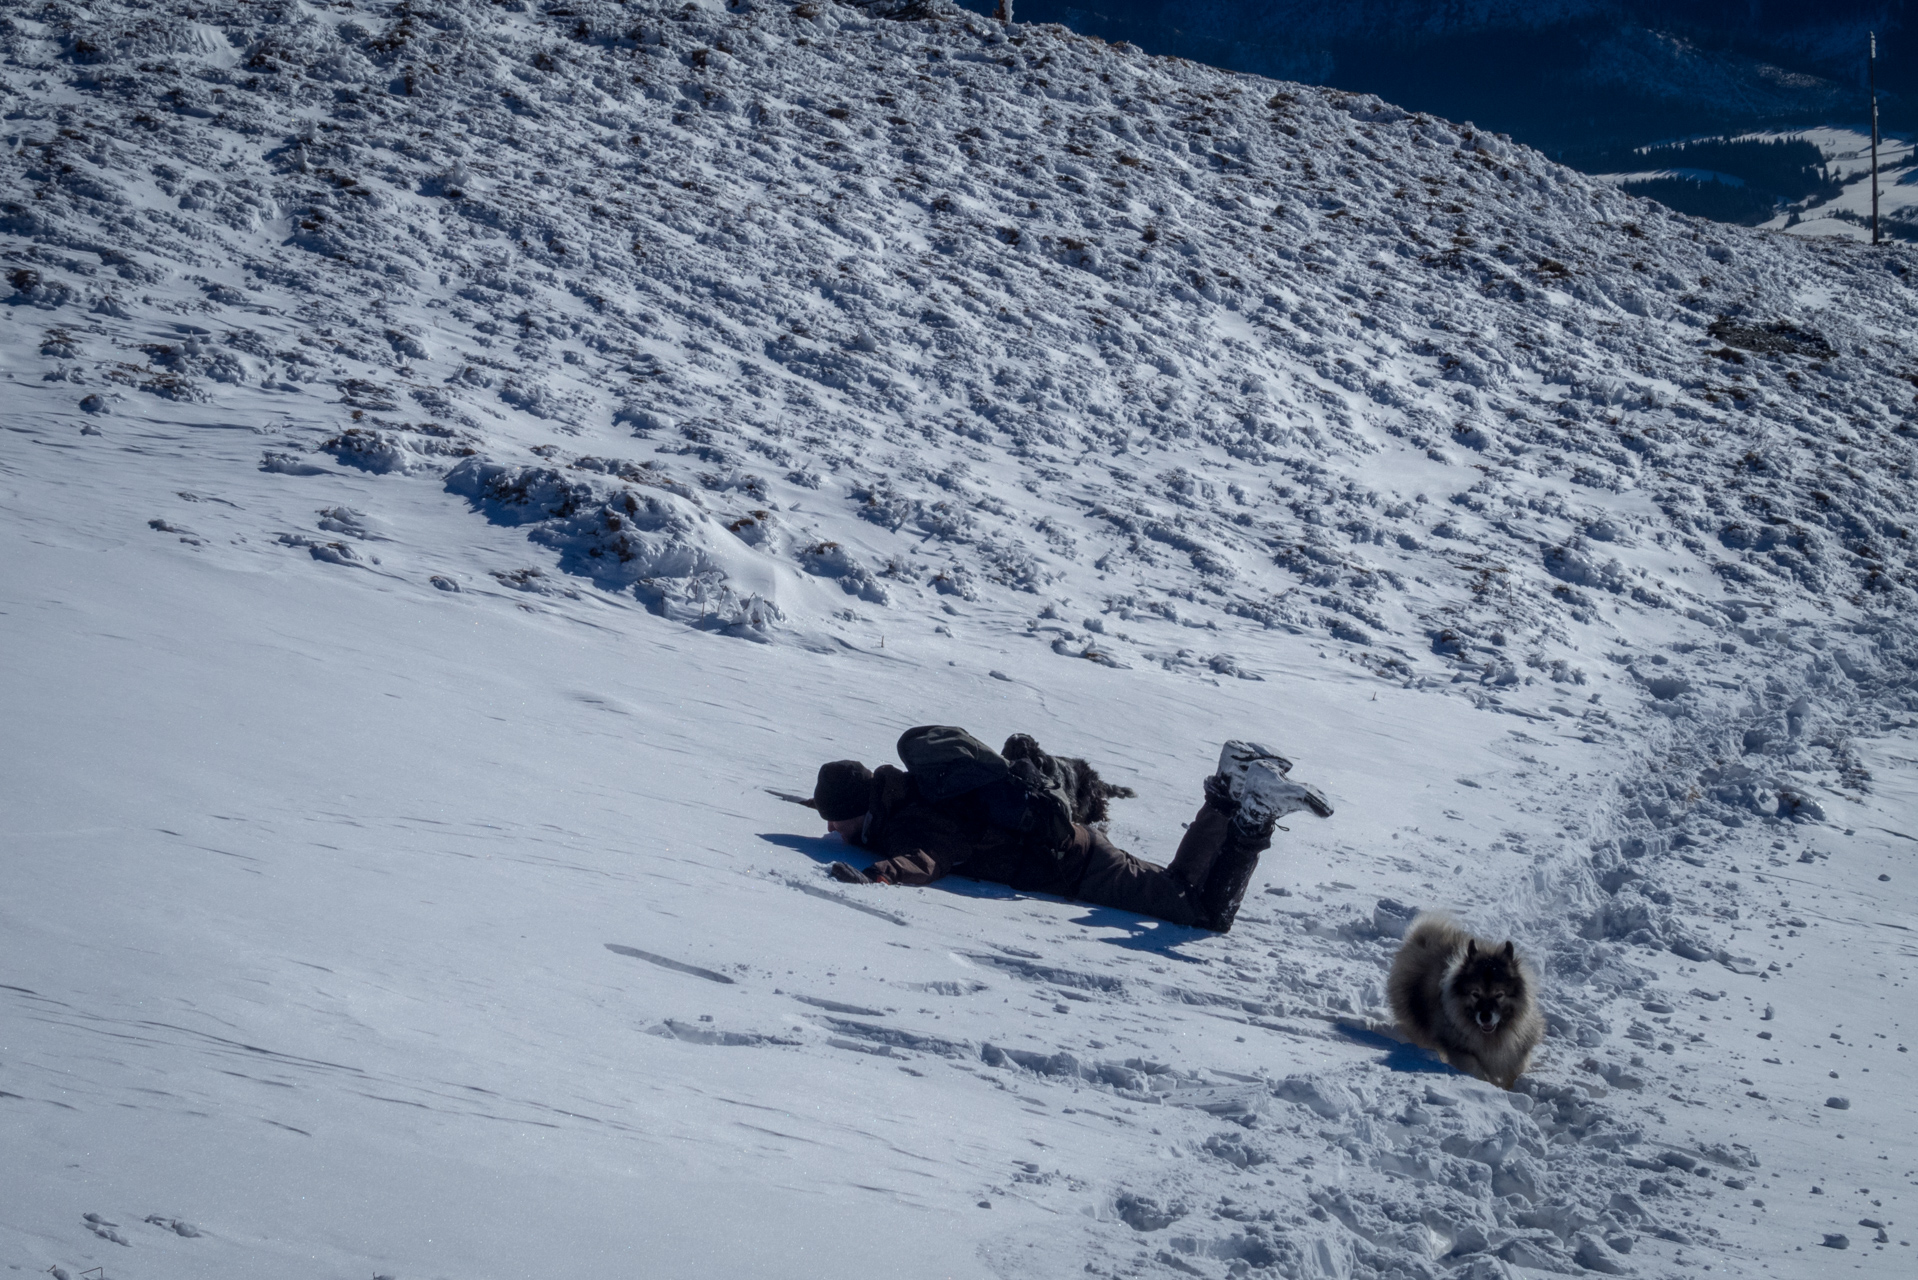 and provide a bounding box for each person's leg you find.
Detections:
[1071,826,1208,928]
[1166,774,1236,890]
[1195,816,1273,933]
[1156,774,1274,933]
